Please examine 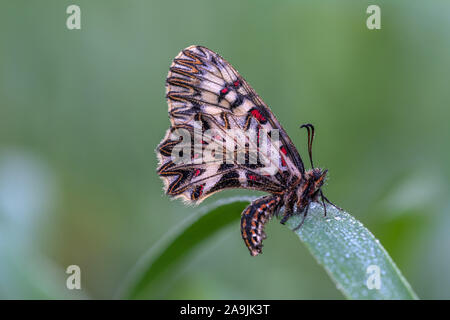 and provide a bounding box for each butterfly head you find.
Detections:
[307,168,328,198]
